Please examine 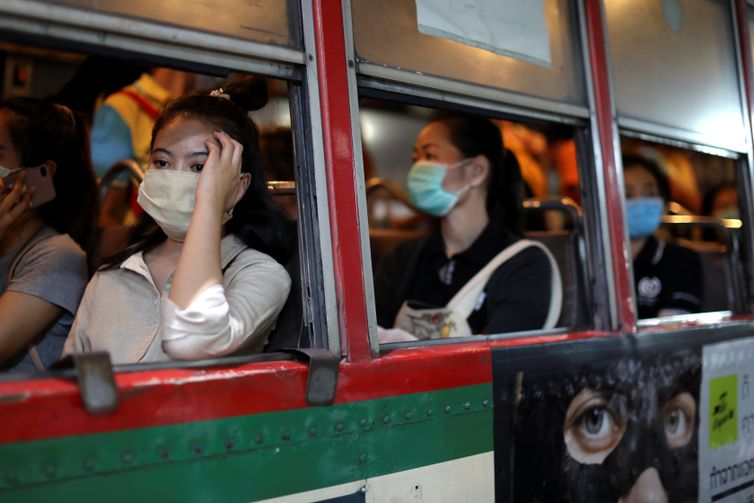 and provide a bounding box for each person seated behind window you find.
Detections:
[65,84,292,364]
[703,183,739,220]
[91,68,196,226]
[374,115,561,342]
[623,154,702,318]
[0,98,98,371]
